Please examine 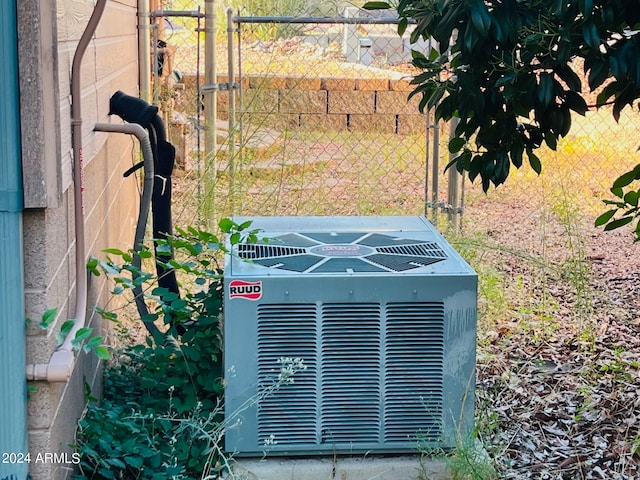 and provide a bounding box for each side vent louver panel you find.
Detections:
[257,305,318,446]
[256,302,447,447]
[385,303,445,443]
[321,304,381,444]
